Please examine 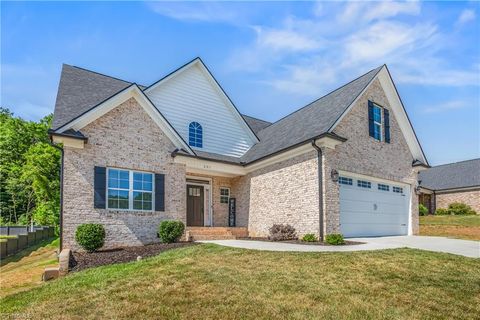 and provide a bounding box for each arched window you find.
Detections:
[188,122,203,148]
